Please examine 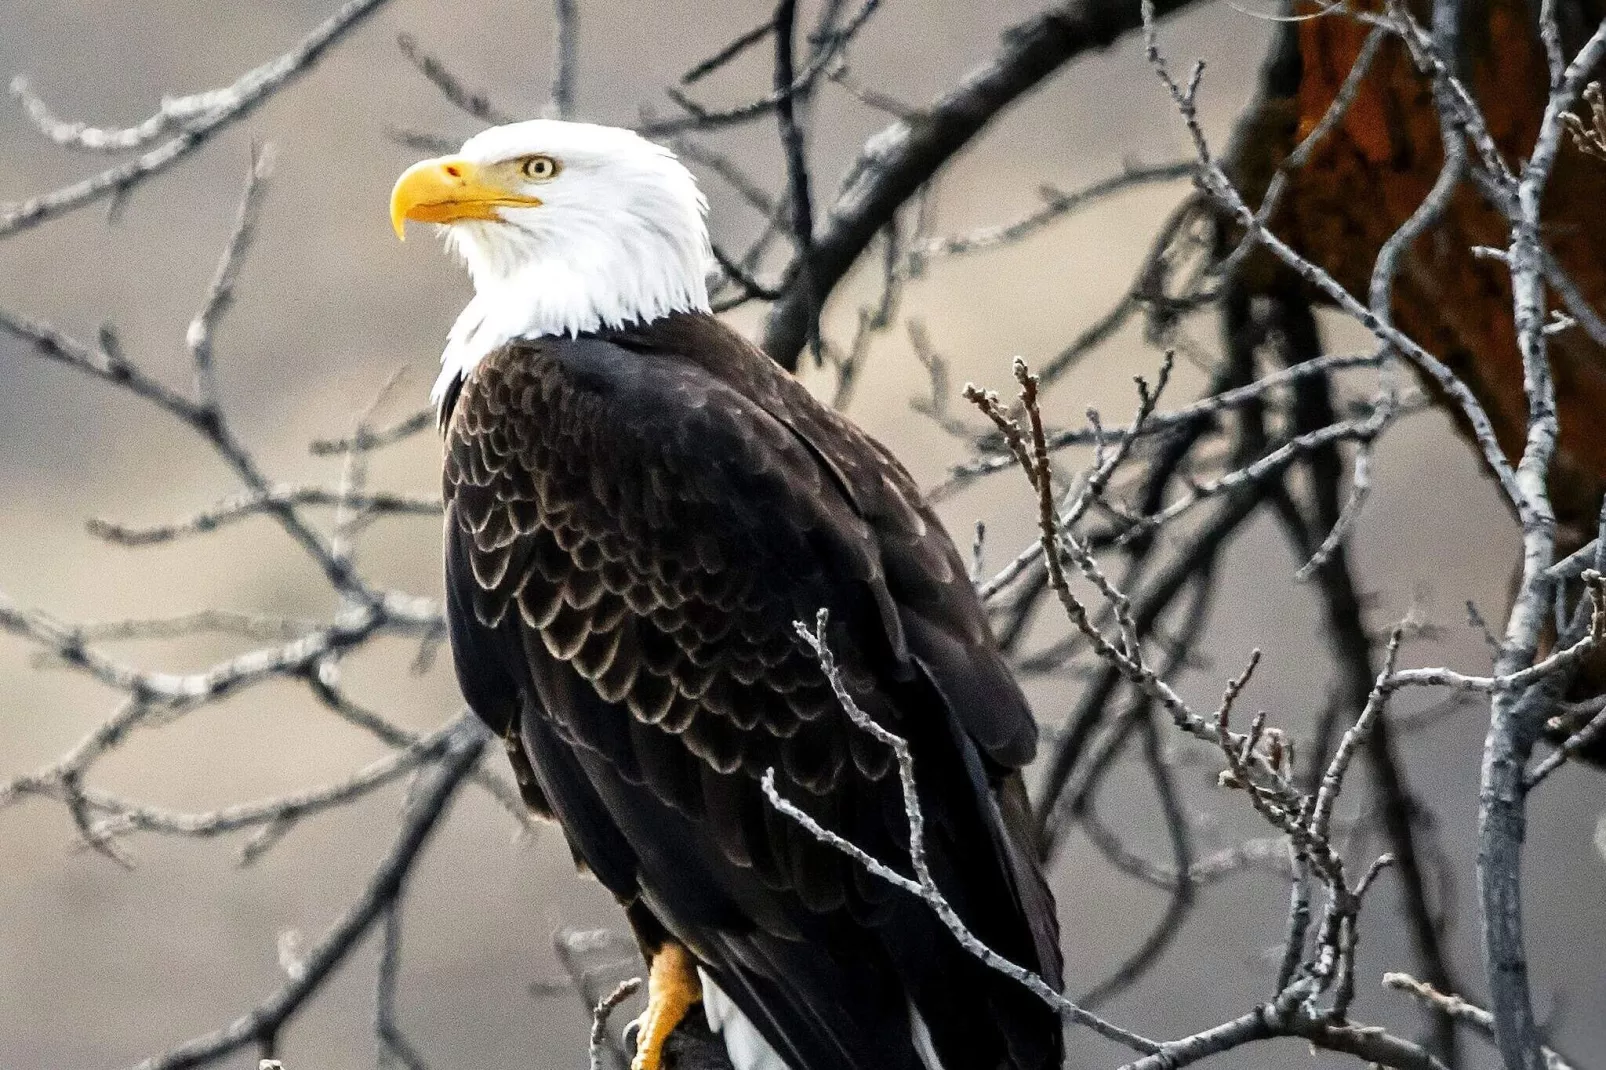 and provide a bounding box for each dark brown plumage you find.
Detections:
[441,310,1063,1070]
